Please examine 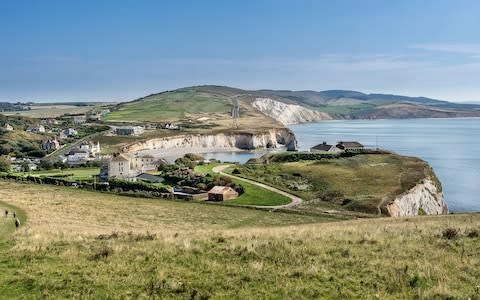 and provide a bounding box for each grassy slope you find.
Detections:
[228,153,431,214]
[104,88,231,122]
[0,181,479,298]
[194,164,291,206]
